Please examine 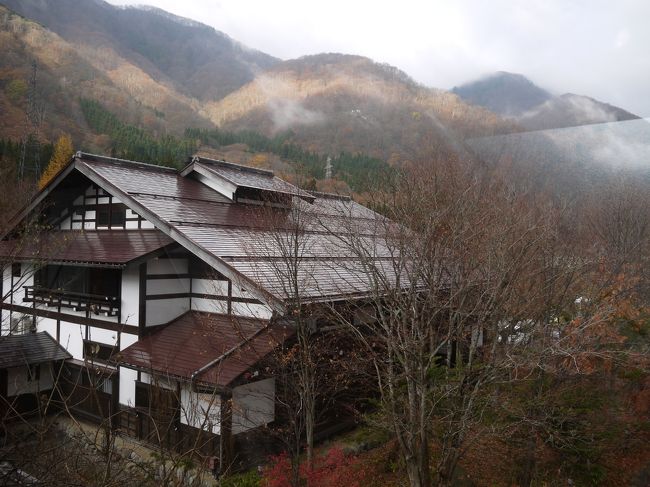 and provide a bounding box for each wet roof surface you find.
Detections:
[0,230,174,266]
[0,332,71,368]
[118,312,293,387]
[72,154,392,302]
